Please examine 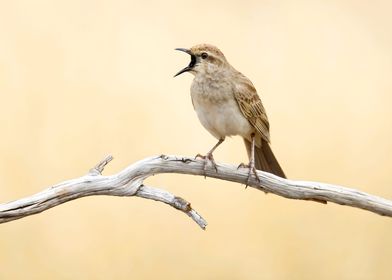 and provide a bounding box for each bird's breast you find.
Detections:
[190,78,253,139]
